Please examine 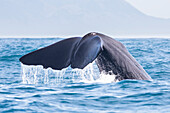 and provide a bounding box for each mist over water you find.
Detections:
[0,38,169,112]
